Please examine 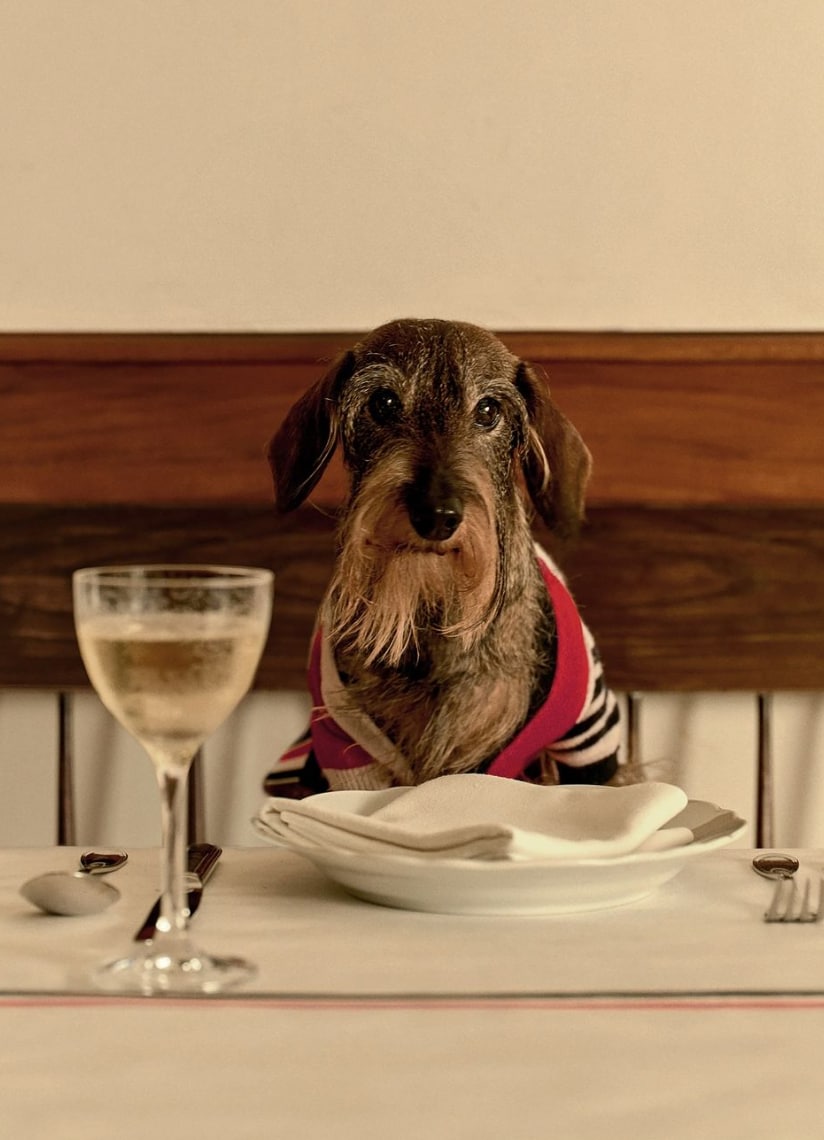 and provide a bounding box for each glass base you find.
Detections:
[92,943,257,996]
